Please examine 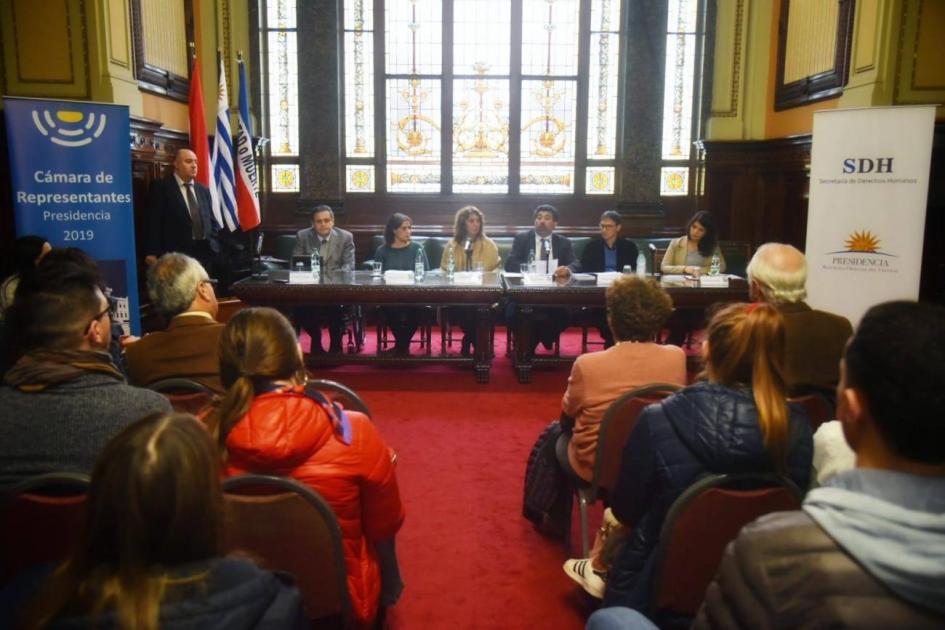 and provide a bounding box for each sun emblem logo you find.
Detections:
[844,230,881,253]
